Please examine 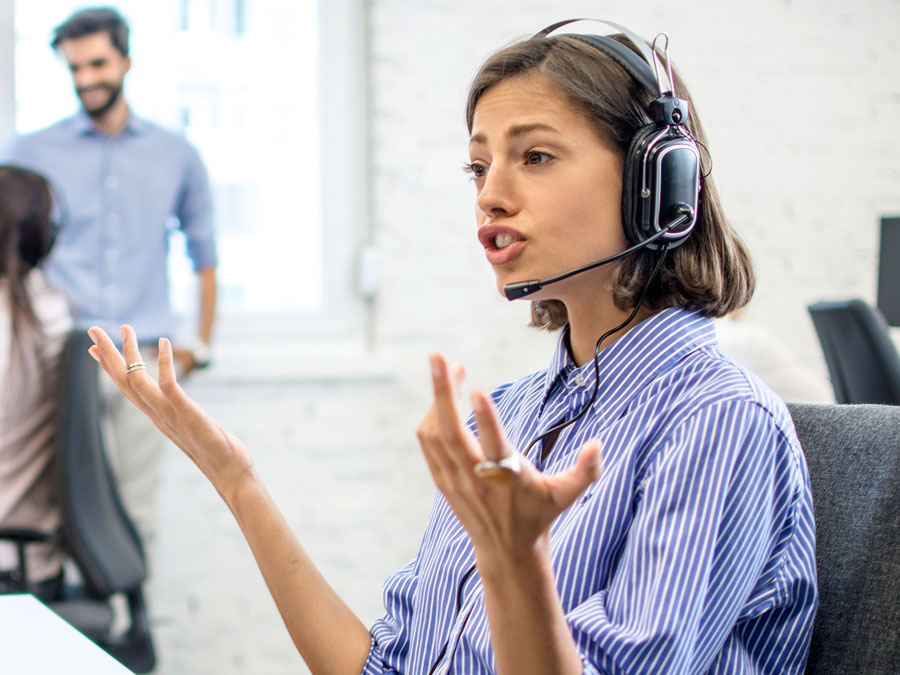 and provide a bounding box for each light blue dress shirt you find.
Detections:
[2,111,216,341]
[365,308,818,674]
